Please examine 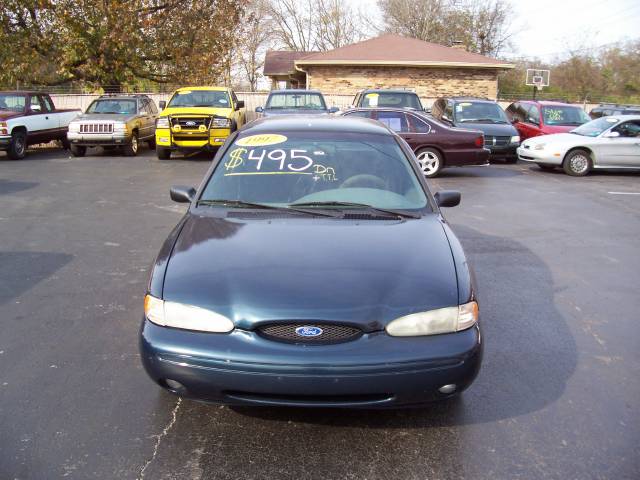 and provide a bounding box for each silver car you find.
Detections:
[67,94,158,157]
[517,115,640,176]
